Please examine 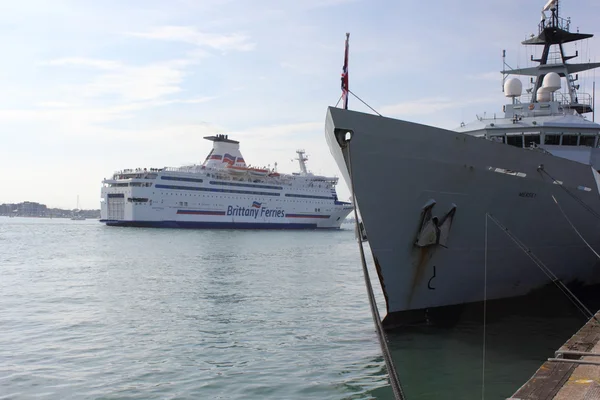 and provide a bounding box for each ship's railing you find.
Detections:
[163,165,204,174]
[568,92,592,108]
[116,167,163,174]
[109,165,341,190]
[517,91,592,108]
[538,14,570,34]
[111,167,162,179]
